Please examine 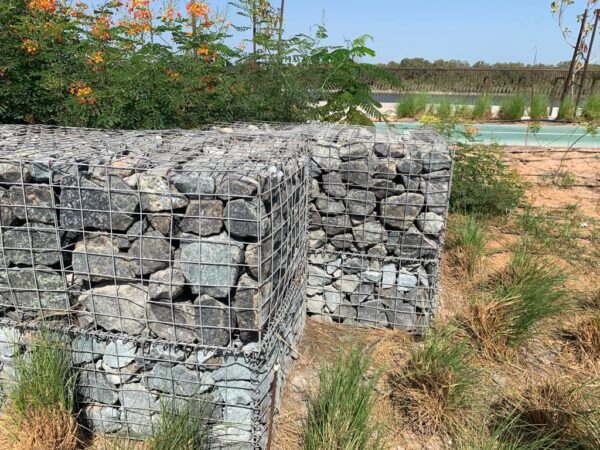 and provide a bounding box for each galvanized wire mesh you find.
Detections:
[302,124,452,333]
